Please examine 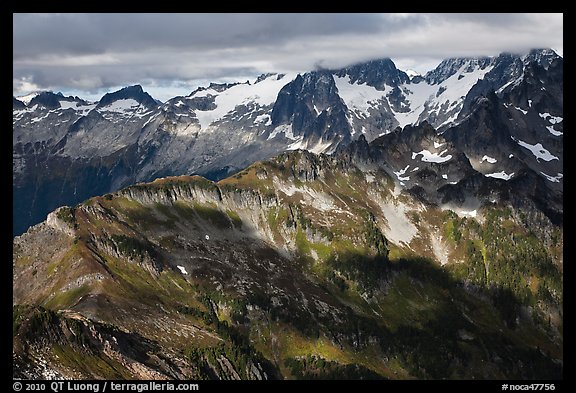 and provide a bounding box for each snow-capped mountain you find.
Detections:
[13,49,562,236]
